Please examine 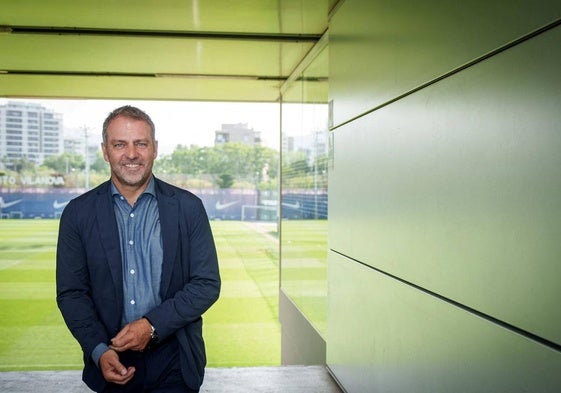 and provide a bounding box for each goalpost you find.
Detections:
[240,205,277,221]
